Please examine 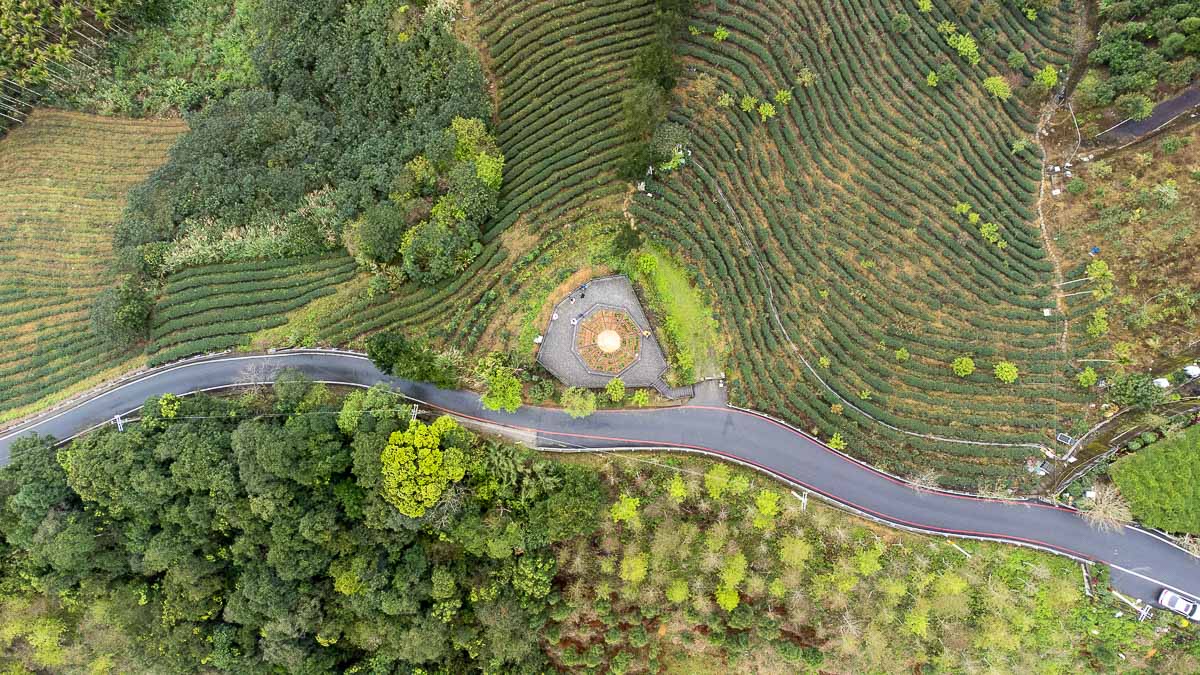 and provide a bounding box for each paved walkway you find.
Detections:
[536,275,690,398]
